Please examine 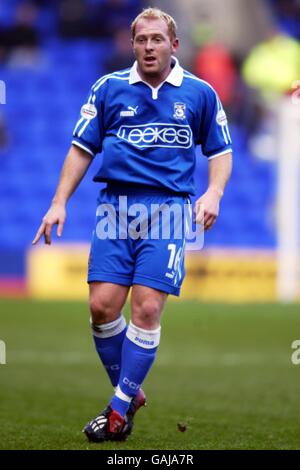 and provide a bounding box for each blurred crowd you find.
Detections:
[0,1,41,66]
[190,0,300,154]
[0,0,142,66]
